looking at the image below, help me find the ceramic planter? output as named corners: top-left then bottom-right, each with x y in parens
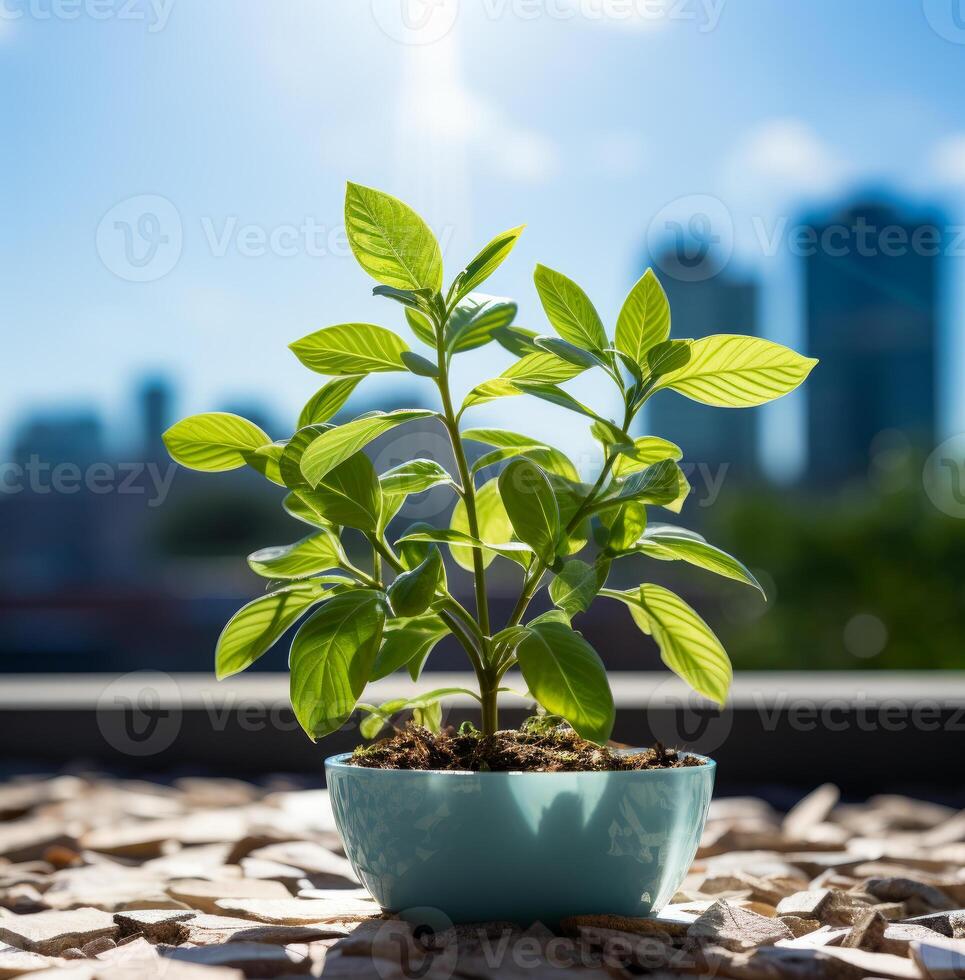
top-left (325, 752), bottom-right (715, 926)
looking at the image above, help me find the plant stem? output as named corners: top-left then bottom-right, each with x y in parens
top-left (432, 322), bottom-right (492, 649)
top-left (480, 677), bottom-right (499, 736)
top-left (427, 308), bottom-right (501, 732)
top-left (503, 402), bottom-right (631, 633)
top-left (368, 534), bottom-right (488, 683)
top-left (371, 542), bottom-right (382, 586)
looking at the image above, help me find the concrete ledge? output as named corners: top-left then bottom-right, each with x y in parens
top-left (4, 670), bottom-right (964, 707)
top-left (1, 672), bottom-right (963, 794)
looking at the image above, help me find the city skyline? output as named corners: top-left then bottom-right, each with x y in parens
top-left (4, 188), bottom-right (954, 486)
top-left (4, 3), bottom-right (965, 484)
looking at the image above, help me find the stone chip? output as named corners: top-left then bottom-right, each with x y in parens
top-left (0, 907), bottom-right (118, 956)
top-left (688, 899), bottom-right (793, 951)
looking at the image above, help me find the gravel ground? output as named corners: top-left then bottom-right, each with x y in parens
top-left (1, 775), bottom-right (964, 977)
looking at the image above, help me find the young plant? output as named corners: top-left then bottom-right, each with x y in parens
top-left (164, 182), bottom-right (817, 745)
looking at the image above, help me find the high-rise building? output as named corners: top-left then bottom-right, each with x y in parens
top-left (11, 412), bottom-right (104, 469)
top-left (645, 249), bottom-right (760, 478)
top-left (804, 199), bottom-right (940, 483)
top-left (138, 376), bottom-right (173, 460)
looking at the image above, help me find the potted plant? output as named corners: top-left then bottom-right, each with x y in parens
top-left (164, 182), bottom-right (816, 925)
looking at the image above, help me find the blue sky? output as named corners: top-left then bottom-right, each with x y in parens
top-left (3, 0), bottom-right (965, 478)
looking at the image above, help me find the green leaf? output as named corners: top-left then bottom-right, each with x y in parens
top-left (533, 264), bottom-right (608, 354)
top-left (460, 351), bottom-right (585, 412)
top-left (514, 383), bottom-right (627, 443)
top-left (549, 558), bottom-right (607, 616)
top-left (280, 424), bottom-right (331, 490)
top-left (412, 700), bottom-right (443, 733)
top-left (491, 625), bottom-right (530, 664)
top-left (590, 420), bottom-right (634, 454)
top-left (405, 308), bottom-right (437, 347)
top-left (397, 521), bottom-right (436, 570)
top-left (632, 584), bottom-right (732, 706)
top-left (545, 471), bottom-right (593, 554)
top-left (297, 377), bottom-right (364, 429)
top-left (248, 530), bottom-right (345, 580)
top-left (449, 225), bottom-right (524, 303)
top-left (446, 295), bottom-right (517, 354)
top-left (601, 500), bottom-right (647, 552)
top-left (615, 268), bottom-right (670, 366)
top-left (377, 490), bottom-right (408, 536)
top-left (534, 336), bottom-right (609, 371)
top-left (397, 526), bottom-right (532, 567)
top-left (643, 340), bottom-right (693, 383)
top-left (344, 182), bottom-right (443, 292)
top-left (460, 378), bottom-right (521, 411)
top-left (379, 459), bottom-right (453, 495)
top-left (498, 459), bottom-right (560, 565)
top-left (387, 546), bottom-right (444, 617)
top-left (371, 614), bottom-right (449, 681)
top-left (608, 347), bottom-right (644, 385)
top-left (592, 459), bottom-right (682, 513)
top-left (216, 581), bottom-right (327, 680)
top-left (612, 436), bottom-right (682, 478)
top-left (164, 413), bottom-right (270, 472)
top-left (637, 527), bottom-right (764, 595)
top-left (654, 335), bottom-right (818, 407)
top-left (283, 491), bottom-right (335, 530)
top-left (462, 429), bottom-right (580, 482)
top-left (300, 410), bottom-right (435, 486)
top-left (359, 685), bottom-right (469, 739)
top-left (289, 589), bottom-right (387, 739)
top-left (664, 464), bottom-right (691, 515)
top-left (306, 452), bottom-right (382, 532)
top-left (470, 444), bottom-right (548, 476)
top-left (243, 441), bottom-right (287, 486)
top-left (449, 476), bottom-right (516, 570)
top-left (493, 324), bottom-right (540, 357)
top-left (359, 710), bottom-right (390, 740)
top-left (400, 351), bottom-right (440, 378)
top-left (372, 284), bottom-right (435, 311)
top-left (516, 621), bottom-right (614, 744)
top-left (290, 323), bottom-right (410, 376)
top-left (527, 609), bottom-right (572, 628)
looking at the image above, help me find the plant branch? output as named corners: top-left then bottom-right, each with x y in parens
top-left (504, 402), bottom-right (632, 630)
top-left (432, 317), bottom-right (493, 645)
top-left (367, 534), bottom-right (487, 679)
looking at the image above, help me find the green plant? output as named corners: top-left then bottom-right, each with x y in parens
top-left (164, 182), bottom-right (817, 744)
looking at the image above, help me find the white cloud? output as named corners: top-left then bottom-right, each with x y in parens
top-left (400, 36), bottom-right (558, 183)
top-left (725, 119), bottom-right (846, 199)
top-left (929, 134), bottom-right (965, 187)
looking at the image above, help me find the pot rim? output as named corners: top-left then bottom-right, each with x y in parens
top-left (324, 749), bottom-right (716, 776)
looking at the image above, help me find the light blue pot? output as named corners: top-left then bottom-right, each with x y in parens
top-left (325, 752), bottom-right (715, 926)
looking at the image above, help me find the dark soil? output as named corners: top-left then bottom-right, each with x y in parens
top-left (349, 725), bottom-right (705, 772)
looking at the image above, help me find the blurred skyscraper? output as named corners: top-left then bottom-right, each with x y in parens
top-left (804, 199), bottom-right (940, 483)
top-left (12, 413), bottom-right (104, 468)
top-left (645, 249), bottom-right (760, 478)
top-left (137, 376), bottom-right (173, 460)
